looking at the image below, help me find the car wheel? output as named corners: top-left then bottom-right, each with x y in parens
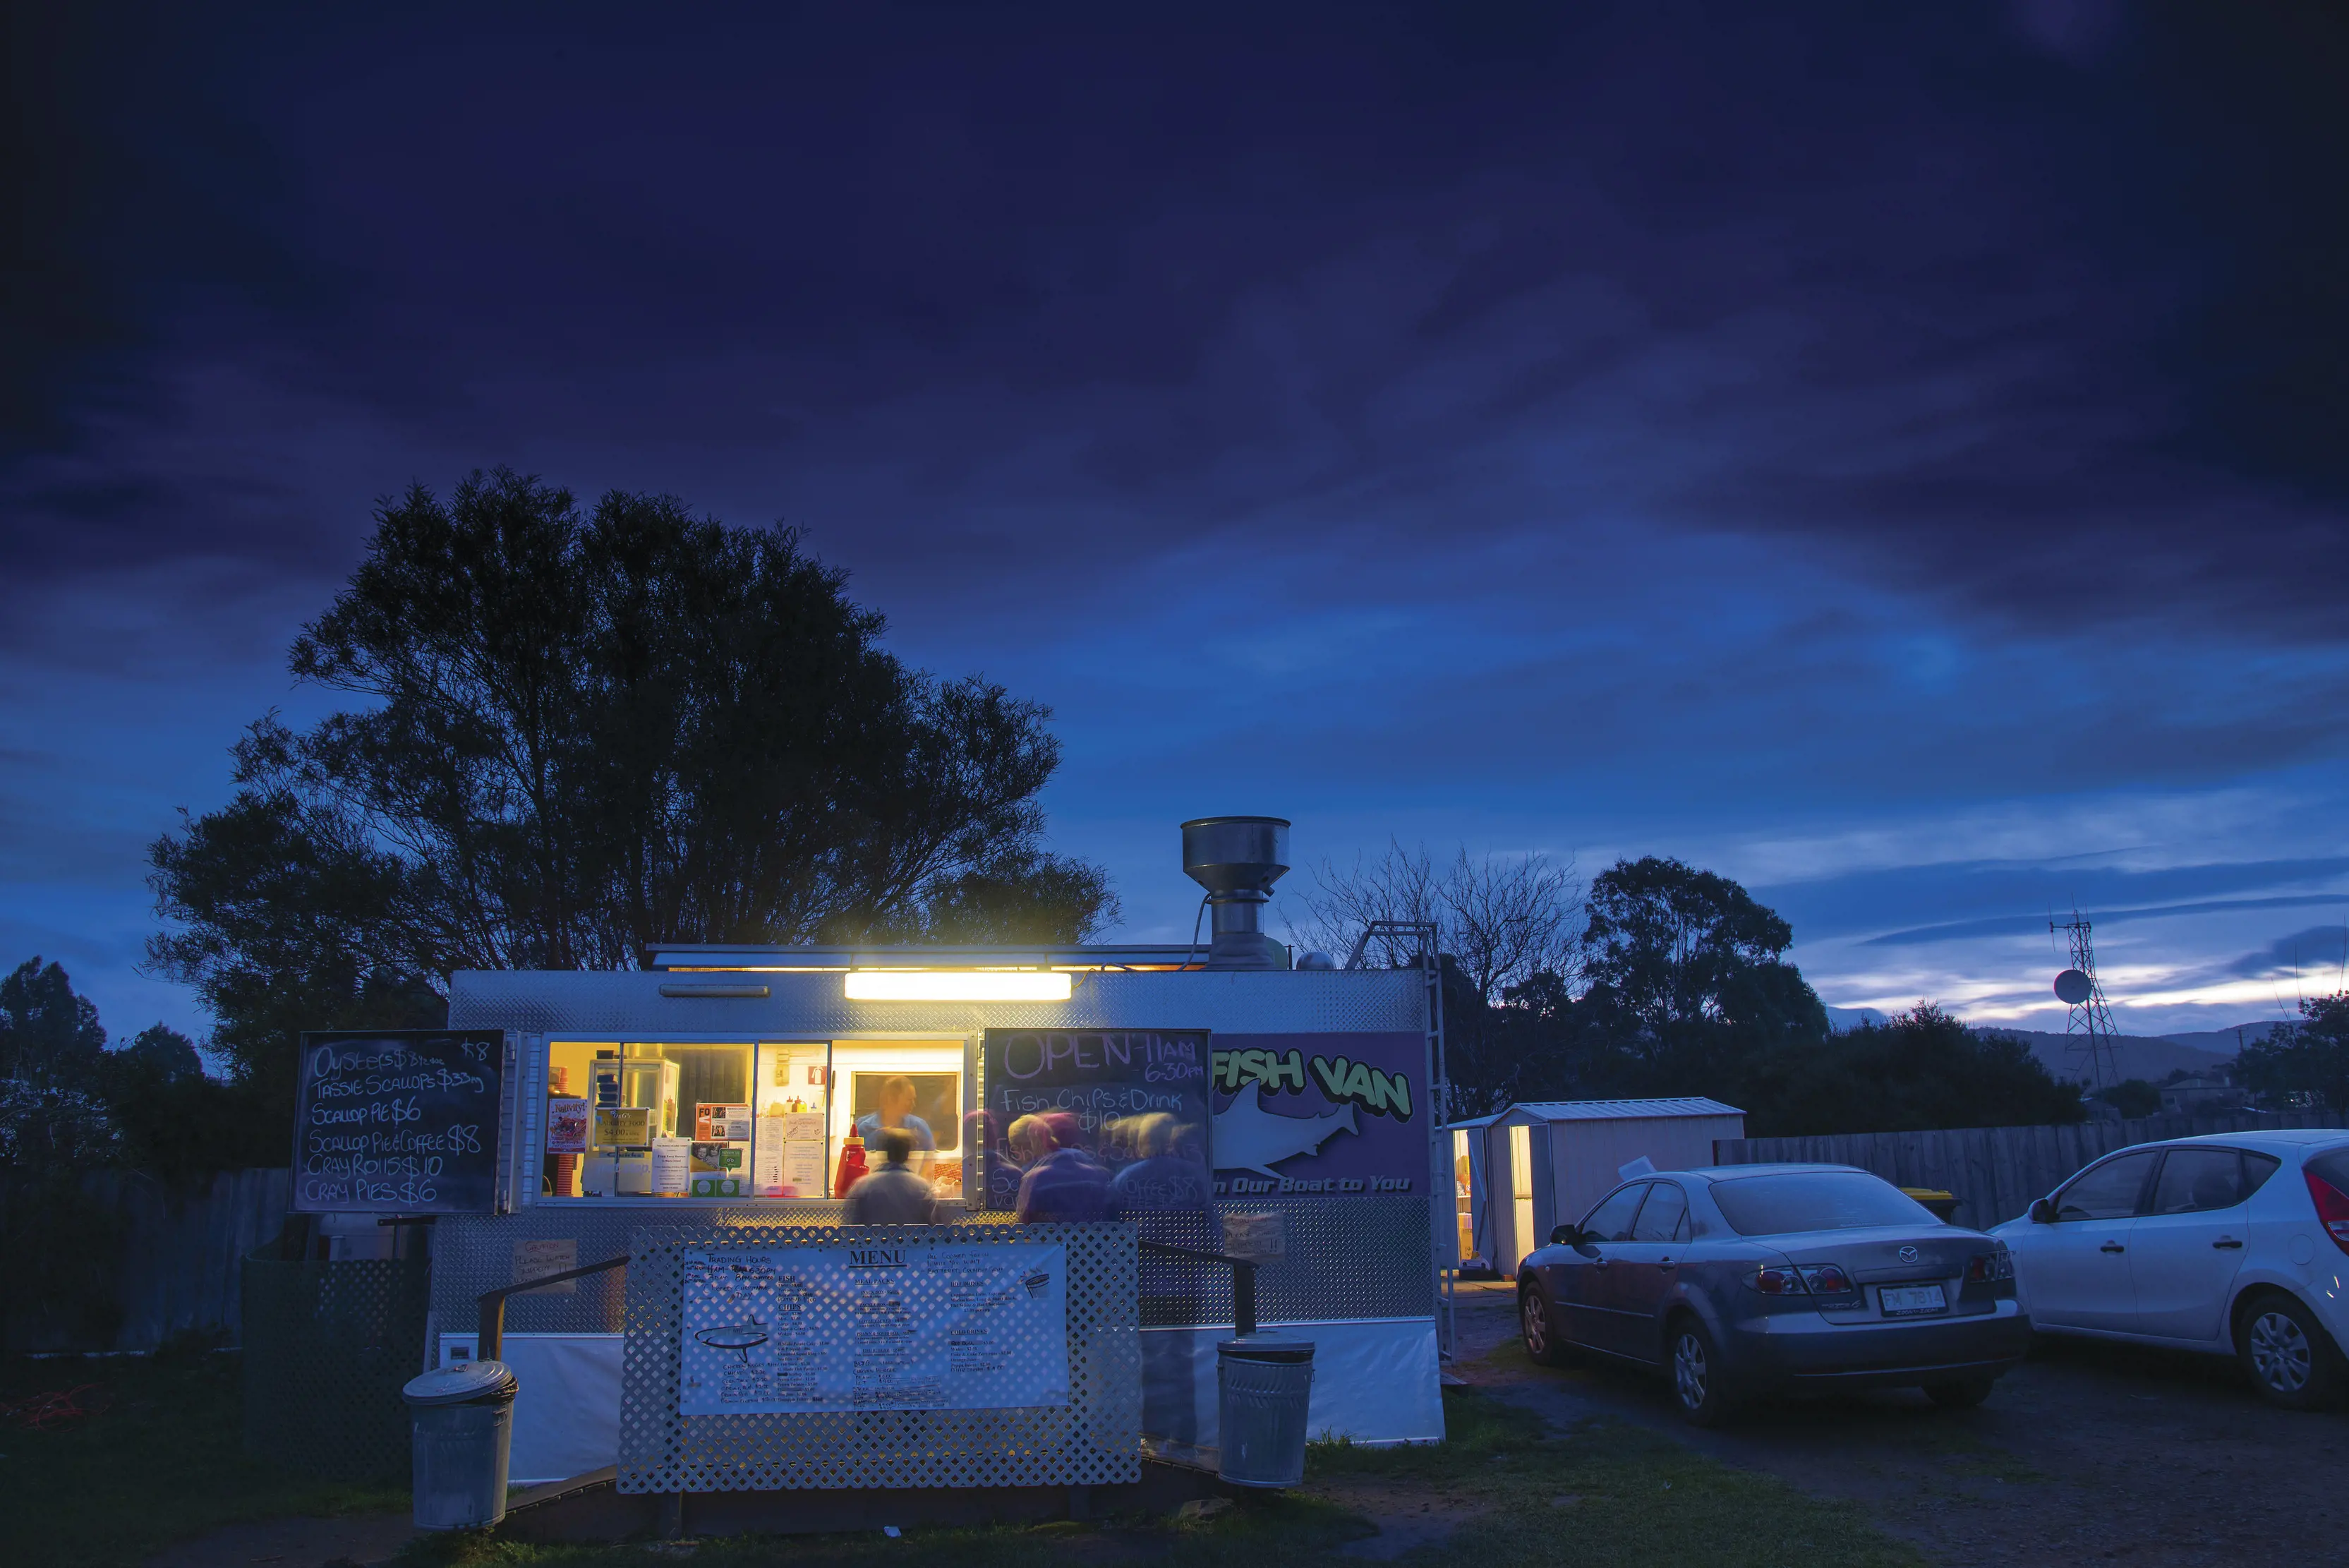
top-left (1924, 1377), bottom-right (1994, 1409)
top-left (1668, 1317), bottom-right (1737, 1427)
top-left (1519, 1284), bottom-right (1568, 1368)
top-left (2238, 1292), bottom-right (2345, 1411)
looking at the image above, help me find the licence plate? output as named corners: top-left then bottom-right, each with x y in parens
top-left (1880, 1284), bottom-right (1948, 1317)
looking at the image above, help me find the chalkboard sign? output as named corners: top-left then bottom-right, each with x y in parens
top-left (292, 1030), bottom-right (507, 1213)
top-left (978, 1030), bottom-right (1211, 1213)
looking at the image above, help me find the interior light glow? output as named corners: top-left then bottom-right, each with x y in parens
top-left (843, 970), bottom-right (1073, 1002)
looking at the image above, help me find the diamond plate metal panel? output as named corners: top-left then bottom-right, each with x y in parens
top-left (1135, 1197), bottom-right (1432, 1325)
top-left (617, 1221), bottom-right (1138, 1493)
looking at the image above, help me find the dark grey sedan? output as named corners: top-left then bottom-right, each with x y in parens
top-left (1516, 1164), bottom-right (2031, 1424)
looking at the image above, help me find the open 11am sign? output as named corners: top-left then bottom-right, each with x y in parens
top-left (291, 1030), bottom-right (507, 1213)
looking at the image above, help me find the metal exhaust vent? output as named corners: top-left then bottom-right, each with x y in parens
top-left (1180, 816), bottom-right (1291, 971)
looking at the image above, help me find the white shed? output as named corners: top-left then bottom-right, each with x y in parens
top-left (1481, 1098), bottom-right (1745, 1274)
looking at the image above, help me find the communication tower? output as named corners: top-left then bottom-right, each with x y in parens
top-left (2051, 911), bottom-right (2121, 1093)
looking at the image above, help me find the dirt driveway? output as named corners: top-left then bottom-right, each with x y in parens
top-left (1449, 1281), bottom-right (2349, 1567)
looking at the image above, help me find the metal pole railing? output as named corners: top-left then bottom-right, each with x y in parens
top-left (478, 1255), bottom-right (629, 1361)
top-left (1135, 1239), bottom-right (1258, 1336)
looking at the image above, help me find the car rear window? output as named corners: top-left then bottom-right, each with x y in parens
top-left (2307, 1148), bottom-right (2349, 1193)
top-left (2151, 1148), bottom-right (2252, 1214)
top-left (1708, 1171), bottom-right (1937, 1236)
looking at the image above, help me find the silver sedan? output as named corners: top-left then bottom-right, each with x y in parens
top-left (1516, 1163), bottom-right (2031, 1424)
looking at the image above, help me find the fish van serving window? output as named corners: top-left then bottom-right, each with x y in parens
top-left (540, 1037), bottom-right (967, 1201)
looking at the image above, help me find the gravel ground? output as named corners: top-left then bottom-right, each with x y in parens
top-left (1447, 1279), bottom-right (2349, 1567)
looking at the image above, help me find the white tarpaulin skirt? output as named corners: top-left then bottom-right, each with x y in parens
top-left (467, 1315), bottom-right (1442, 1484)
top-left (1141, 1317), bottom-right (1444, 1452)
top-left (442, 1334), bottom-right (624, 1485)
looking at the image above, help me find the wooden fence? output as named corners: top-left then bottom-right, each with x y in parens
top-left (1, 1167), bottom-right (291, 1352)
top-left (1712, 1111), bottom-right (2349, 1231)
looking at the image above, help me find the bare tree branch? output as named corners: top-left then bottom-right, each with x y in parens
top-left (1285, 840), bottom-right (1582, 1003)
top-left (1439, 847), bottom-right (1583, 1006)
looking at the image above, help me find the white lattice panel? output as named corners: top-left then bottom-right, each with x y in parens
top-left (617, 1221), bottom-right (1140, 1493)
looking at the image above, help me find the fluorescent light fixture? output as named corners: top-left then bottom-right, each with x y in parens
top-left (843, 970), bottom-right (1073, 1003)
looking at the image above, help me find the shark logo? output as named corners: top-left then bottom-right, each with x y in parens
top-left (1212, 1086), bottom-right (1358, 1178)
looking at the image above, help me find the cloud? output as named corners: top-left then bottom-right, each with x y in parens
top-left (2223, 925), bottom-right (2349, 983)
top-left (4, 4), bottom-right (2348, 1041)
top-left (1856, 895), bottom-right (2349, 951)
top-left (8, 6), bottom-right (2347, 634)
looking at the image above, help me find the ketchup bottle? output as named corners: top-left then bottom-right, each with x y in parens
top-left (833, 1131), bottom-right (867, 1198)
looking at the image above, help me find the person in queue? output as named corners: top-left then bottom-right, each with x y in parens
top-left (1011, 1111), bottom-right (1113, 1223)
top-left (1109, 1112), bottom-right (1209, 1214)
top-left (844, 1128), bottom-right (938, 1224)
top-left (855, 1074), bottom-right (936, 1173)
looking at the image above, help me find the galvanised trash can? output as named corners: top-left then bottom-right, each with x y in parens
top-left (1216, 1334), bottom-right (1315, 1488)
top-left (400, 1361), bottom-right (519, 1530)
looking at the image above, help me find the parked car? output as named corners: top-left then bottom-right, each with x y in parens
top-left (1991, 1130), bottom-right (2349, 1410)
top-left (1516, 1164), bottom-right (2030, 1425)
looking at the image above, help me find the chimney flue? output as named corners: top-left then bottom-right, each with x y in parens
top-left (1180, 816), bottom-right (1291, 970)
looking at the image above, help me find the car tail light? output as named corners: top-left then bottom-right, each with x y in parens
top-left (1750, 1265), bottom-right (1808, 1295)
top-left (1964, 1248), bottom-right (2015, 1284)
top-left (2307, 1170), bottom-right (2349, 1256)
top-left (1797, 1263), bottom-right (1855, 1295)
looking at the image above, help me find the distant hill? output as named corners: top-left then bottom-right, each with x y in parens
top-left (1977, 1028), bottom-right (2233, 1086)
top-left (1825, 1006), bottom-right (2288, 1085)
top-left (2154, 1023), bottom-right (2285, 1056)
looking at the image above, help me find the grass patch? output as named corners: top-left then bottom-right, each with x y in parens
top-left (2, 1346), bottom-right (1927, 1568)
top-left (399, 1389), bottom-right (1926, 1568)
top-left (0, 1347), bottom-right (406, 1568)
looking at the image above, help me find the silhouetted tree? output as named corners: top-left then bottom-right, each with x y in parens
top-left (150, 469), bottom-right (1115, 1130)
top-left (0, 957), bottom-right (107, 1089)
top-left (98, 1025), bottom-right (271, 1186)
top-left (2239, 994), bottom-right (2349, 1112)
top-left (1577, 856), bottom-right (1825, 1053)
top-left (0, 960), bottom-right (269, 1183)
top-left (1737, 1005), bottom-right (2085, 1135)
top-left (2094, 1078), bottom-right (2163, 1120)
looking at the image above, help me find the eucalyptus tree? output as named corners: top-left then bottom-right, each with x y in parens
top-left (151, 469), bottom-right (1113, 1116)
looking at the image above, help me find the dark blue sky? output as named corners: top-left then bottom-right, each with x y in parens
top-left (6, 2), bottom-right (2347, 1039)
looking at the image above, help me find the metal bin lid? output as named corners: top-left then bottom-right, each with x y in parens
top-left (1216, 1334), bottom-right (1316, 1364)
top-left (401, 1360), bottom-right (518, 1406)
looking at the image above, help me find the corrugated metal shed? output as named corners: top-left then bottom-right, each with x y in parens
top-left (1478, 1097), bottom-right (1746, 1272)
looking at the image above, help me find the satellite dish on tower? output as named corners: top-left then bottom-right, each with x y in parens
top-left (2053, 968), bottom-right (2092, 1006)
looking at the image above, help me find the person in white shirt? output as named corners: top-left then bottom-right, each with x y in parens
top-left (854, 1075), bottom-right (936, 1173)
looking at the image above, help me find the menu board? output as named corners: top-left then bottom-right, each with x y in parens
top-left (677, 1240), bottom-right (1068, 1414)
top-left (978, 1030), bottom-right (1211, 1211)
top-left (293, 1030), bottom-right (505, 1213)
